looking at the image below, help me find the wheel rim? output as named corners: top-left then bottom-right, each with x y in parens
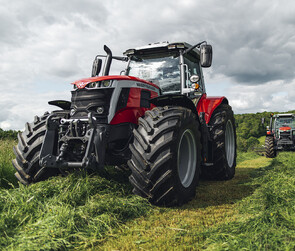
top-left (225, 120), bottom-right (235, 168)
top-left (177, 129), bottom-right (197, 188)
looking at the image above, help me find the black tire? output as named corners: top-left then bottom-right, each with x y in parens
top-left (128, 106), bottom-right (201, 206)
top-left (12, 111), bottom-right (68, 185)
top-left (265, 136), bottom-right (276, 158)
top-left (201, 104), bottom-right (237, 180)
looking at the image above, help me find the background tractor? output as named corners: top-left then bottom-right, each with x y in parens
top-left (13, 41), bottom-right (237, 206)
top-left (264, 113), bottom-right (295, 158)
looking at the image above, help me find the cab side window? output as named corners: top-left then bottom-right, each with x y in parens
top-left (184, 55), bottom-right (204, 92)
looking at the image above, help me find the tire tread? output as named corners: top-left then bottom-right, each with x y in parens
top-left (128, 106), bottom-right (201, 206)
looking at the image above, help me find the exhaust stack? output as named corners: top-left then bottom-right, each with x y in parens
top-left (102, 45), bottom-right (112, 76)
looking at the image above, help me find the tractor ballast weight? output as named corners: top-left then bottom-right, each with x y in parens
top-left (13, 41), bottom-right (237, 206)
top-left (265, 113), bottom-right (295, 158)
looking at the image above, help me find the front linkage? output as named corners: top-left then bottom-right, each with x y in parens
top-left (39, 112), bottom-right (109, 171)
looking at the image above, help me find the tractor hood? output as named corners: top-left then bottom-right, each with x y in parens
top-left (72, 75), bottom-right (159, 89)
top-left (279, 126), bottom-right (291, 131)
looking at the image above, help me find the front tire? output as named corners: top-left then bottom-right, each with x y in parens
top-left (128, 106), bottom-right (201, 206)
top-left (202, 104), bottom-right (237, 180)
top-left (12, 111), bottom-right (67, 185)
top-left (265, 136), bottom-right (276, 158)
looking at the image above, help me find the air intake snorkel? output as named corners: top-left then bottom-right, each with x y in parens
top-left (102, 45), bottom-right (112, 76)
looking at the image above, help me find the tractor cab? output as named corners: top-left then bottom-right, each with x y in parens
top-left (273, 114), bottom-right (295, 130)
top-left (123, 42), bottom-right (212, 96)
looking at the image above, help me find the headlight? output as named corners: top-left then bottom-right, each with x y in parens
top-left (88, 81), bottom-right (100, 88)
top-left (96, 106), bottom-right (104, 114)
top-left (190, 75), bottom-right (200, 83)
top-left (87, 81), bottom-right (112, 88)
top-left (101, 80), bottom-right (111, 87)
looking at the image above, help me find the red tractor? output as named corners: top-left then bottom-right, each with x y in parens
top-left (13, 41), bottom-right (236, 206)
top-left (265, 113), bottom-right (295, 158)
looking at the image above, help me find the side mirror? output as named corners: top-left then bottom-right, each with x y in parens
top-left (200, 44), bottom-right (212, 68)
top-left (91, 57), bottom-right (102, 77)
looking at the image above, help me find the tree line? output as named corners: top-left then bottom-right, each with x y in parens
top-left (1, 109), bottom-right (294, 151)
top-left (0, 128), bottom-right (18, 140)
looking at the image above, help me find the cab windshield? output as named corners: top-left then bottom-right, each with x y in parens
top-left (128, 55), bottom-right (180, 94)
top-left (274, 117), bottom-right (295, 129)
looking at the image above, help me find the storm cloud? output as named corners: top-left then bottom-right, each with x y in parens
top-left (0, 0), bottom-right (294, 129)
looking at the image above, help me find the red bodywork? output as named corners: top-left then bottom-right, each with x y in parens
top-left (110, 88), bottom-right (158, 125)
top-left (72, 76), bottom-right (159, 125)
top-left (279, 126), bottom-right (291, 131)
top-left (72, 76), bottom-right (226, 126)
top-left (72, 75), bottom-right (160, 90)
top-left (197, 94), bottom-right (227, 124)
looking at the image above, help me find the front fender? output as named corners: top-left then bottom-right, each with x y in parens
top-left (48, 100), bottom-right (71, 110)
top-left (197, 94), bottom-right (228, 124)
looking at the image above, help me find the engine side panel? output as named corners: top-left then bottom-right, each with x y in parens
top-left (109, 80), bottom-right (159, 124)
top-left (197, 94), bottom-right (228, 124)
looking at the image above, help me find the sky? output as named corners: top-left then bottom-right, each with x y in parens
top-left (0, 0), bottom-right (295, 130)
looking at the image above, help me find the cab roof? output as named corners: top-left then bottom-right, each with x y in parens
top-left (123, 41), bottom-right (200, 59)
top-left (274, 114), bottom-right (295, 118)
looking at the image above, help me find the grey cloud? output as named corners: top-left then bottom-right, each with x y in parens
top-left (0, 0), bottom-right (109, 47)
top-left (0, 90), bottom-right (70, 130)
top-left (0, 7), bottom-right (26, 46)
top-left (1, 0), bottom-right (295, 130)
top-left (227, 80), bottom-right (295, 114)
top-left (201, 1), bottom-right (295, 85)
top-left (101, 0), bottom-right (295, 86)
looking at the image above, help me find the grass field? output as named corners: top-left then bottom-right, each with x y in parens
top-left (0, 139), bottom-right (18, 189)
top-left (1, 138), bottom-right (295, 250)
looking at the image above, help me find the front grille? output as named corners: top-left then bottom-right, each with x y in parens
top-left (280, 131), bottom-right (291, 139)
top-left (70, 88), bottom-right (114, 119)
top-left (278, 131), bottom-right (293, 145)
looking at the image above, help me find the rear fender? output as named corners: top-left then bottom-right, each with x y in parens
top-left (197, 94), bottom-right (228, 124)
top-left (150, 94), bottom-right (199, 117)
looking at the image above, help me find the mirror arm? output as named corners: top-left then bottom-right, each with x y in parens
top-left (183, 41), bottom-right (207, 55)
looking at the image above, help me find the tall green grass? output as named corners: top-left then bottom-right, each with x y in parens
top-left (236, 150), bottom-right (260, 164)
top-left (0, 139), bottom-right (18, 189)
top-left (99, 153), bottom-right (271, 250)
top-left (1, 138), bottom-right (295, 250)
top-left (0, 139), bottom-right (151, 250)
top-left (200, 152), bottom-right (295, 250)
top-left (0, 171), bottom-right (151, 250)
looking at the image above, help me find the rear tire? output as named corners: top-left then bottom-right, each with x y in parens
top-left (201, 104), bottom-right (237, 180)
top-left (128, 106), bottom-right (201, 206)
top-left (265, 136), bottom-right (276, 158)
top-left (12, 111), bottom-right (67, 185)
